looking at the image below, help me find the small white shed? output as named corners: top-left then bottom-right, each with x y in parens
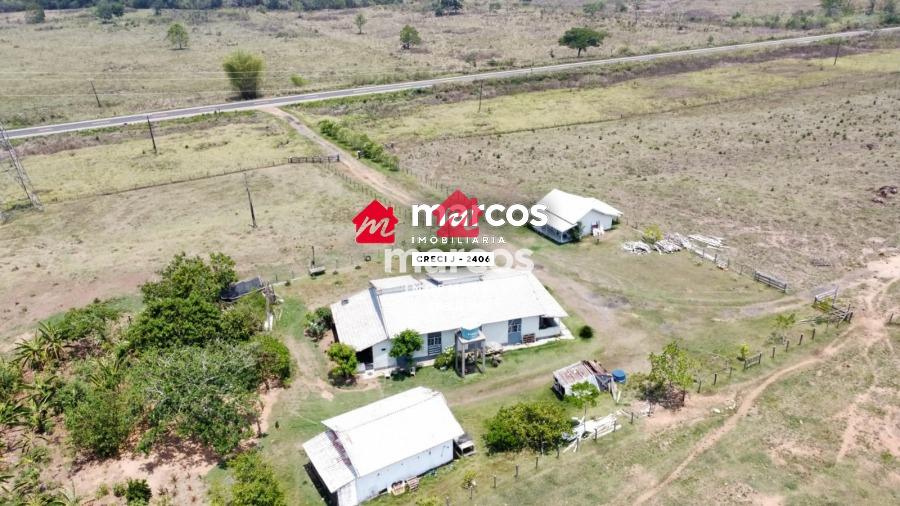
top-left (535, 189), bottom-right (622, 243)
top-left (303, 387), bottom-right (466, 506)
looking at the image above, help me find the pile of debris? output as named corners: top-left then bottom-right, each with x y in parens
top-left (562, 414), bottom-right (620, 451)
top-left (872, 185), bottom-right (898, 204)
top-left (622, 241), bottom-right (652, 254)
top-left (688, 234), bottom-right (725, 249)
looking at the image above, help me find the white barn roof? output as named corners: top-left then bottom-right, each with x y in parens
top-left (331, 269), bottom-right (568, 351)
top-left (538, 189), bottom-right (622, 233)
top-left (303, 387), bottom-right (464, 491)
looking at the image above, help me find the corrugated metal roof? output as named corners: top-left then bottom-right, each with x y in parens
top-left (302, 430), bottom-right (356, 493)
top-left (538, 189), bottom-right (622, 233)
top-left (331, 269), bottom-right (568, 351)
top-left (309, 387), bottom-right (464, 479)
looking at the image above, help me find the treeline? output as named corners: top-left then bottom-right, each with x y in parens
top-left (0, 252), bottom-right (290, 504)
top-left (0, 0), bottom-right (401, 13)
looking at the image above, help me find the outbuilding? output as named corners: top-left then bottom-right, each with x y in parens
top-left (552, 360), bottom-right (613, 397)
top-left (535, 189), bottom-right (622, 243)
top-left (303, 387), bottom-right (467, 506)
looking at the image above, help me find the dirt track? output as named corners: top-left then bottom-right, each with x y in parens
top-left (633, 254), bottom-right (900, 504)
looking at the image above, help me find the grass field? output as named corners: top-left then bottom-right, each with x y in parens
top-left (295, 45), bottom-right (900, 289)
top-left (0, 0), bottom-right (845, 127)
top-left (0, 112), bottom-right (383, 338)
top-left (2, 111), bottom-right (319, 204)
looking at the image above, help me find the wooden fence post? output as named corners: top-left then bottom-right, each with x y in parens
top-left (772, 346), bottom-right (776, 359)
top-left (696, 378), bottom-right (702, 393)
top-left (785, 340), bottom-right (790, 352)
top-left (493, 475), bottom-right (497, 488)
top-left (515, 464), bottom-right (519, 478)
top-left (812, 328), bottom-right (816, 340)
top-left (535, 456), bottom-right (539, 469)
top-left (799, 334), bottom-right (804, 346)
top-left (713, 373), bottom-right (718, 386)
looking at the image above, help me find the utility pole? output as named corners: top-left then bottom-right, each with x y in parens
top-left (146, 116), bottom-right (157, 155)
top-left (89, 80), bottom-right (101, 108)
top-left (243, 174), bottom-right (256, 228)
top-left (477, 81), bottom-right (484, 113)
top-left (0, 121), bottom-right (42, 212)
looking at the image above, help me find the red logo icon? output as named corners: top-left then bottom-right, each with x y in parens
top-left (434, 189), bottom-right (480, 238)
top-left (353, 199), bottom-right (398, 244)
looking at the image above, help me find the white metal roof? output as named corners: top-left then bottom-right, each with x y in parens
top-left (302, 430), bottom-right (356, 493)
top-left (306, 387), bottom-right (464, 483)
top-left (538, 189), bottom-right (622, 233)
top-left (331, 269), bottom-right (568, 351)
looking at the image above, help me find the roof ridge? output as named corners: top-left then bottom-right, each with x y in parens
top-left (331, 388), bottom-right (439, 432)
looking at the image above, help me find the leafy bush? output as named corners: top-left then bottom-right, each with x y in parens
top-left (229, 451), bottom-right (287, 506)
top-left (327, 343), bottom-right (358, 382)
top-left (433, 347), bottom-right (454, 369)
top-left (64, 384), bottom-right (137, 458)
top-left (483, 401), bottom-right (570, 453)
top-left (249, 334), bottom-right (292, 386)
top-left (125, 479), bottom-right (151, 505)
top-left (223, 51), bottom-right (265, 100)
top-left (290, 74), bottom-right (306, 87)
top-left (642, 224), bottom-right (663, 244)
top-left (94, 0), bottom-right (123, 21)
top-left (318, 119), bottom-right (400, 170)
top-left (141, 252), bottom-right (237, 304)
top-left (578, 325), bottom-right (594, 339)
top-left (389, 329), bottom-right (423, 367)
top-left (113, 482), bottom-right (126, 498)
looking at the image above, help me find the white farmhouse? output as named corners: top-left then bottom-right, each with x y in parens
top-left (303, 387), bottom-right (466, 506)
top-left (535, 188), bottom-right (622, 243)
top-left (331, 269), bottom-right (568, 372)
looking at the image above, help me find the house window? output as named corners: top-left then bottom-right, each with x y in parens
top-left (508, 318), bottom-right (521, 334)
top-left (427, 332), bottom-right (442, 355)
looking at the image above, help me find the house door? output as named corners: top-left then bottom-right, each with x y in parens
top-left (427, 332), bottom-right (442, 356)
top-left (507, 318), bottom-right (522, 345)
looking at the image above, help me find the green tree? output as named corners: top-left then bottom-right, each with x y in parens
top-left (645, 341), bottom-right (697, 393)
top-left (58, 299), bottom-right (121, 347)
top-left (25, 2), bottom-right (45, 24)
top-left (434, 0), bottom-right (463, 16)
top-left (95, 0), bottom-right (124, 21)
top-left (389, 329), bottom-right (423, 368)
top-left (772, 312), bottom-right (796, 341)
top-left (128, 294), bottom-right (222, 349)
top-left (567, 381), bottom-right (600, 419)
top-left (821, 0), bottom-right (851, 17)
top-left (400, 24), bottom-right (422, 49)
top-left (223, 51), bottom-right (265, 100)
top-left (354, 12), bottom-right (367, 34)
top-left (132, 343), bottom-right (259, 456)
top-left (483, 401), bottom-right (570, 453)
top-left (229, 451), bottom-right (287, 506)
top-left (326, 342), bottom-right (358, 382)
top-left (141, 252), bottom-right (237, 304)
top-left (558, 27), bottom-right (608, 57)
top-left (738, 343), bottom-right (750, 362)
top-left (166, 22), bottom-right (189, 50)
top-left (583, 1), bottom-right (606, 18)
top-left (578, 325), bottom-right (594, 339)
top-left (882, 0), bottom-right (898, 23)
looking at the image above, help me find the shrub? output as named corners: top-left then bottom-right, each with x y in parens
top-left (483, 401), bottom-right (570, 453)
top-left (223, 51), bottom-right (265, 100)
top-left (250, 334), bottom-right (292, 386)
top-left (642, 224), bottom-right (663, 244)
top-left (317, 119), bottom-right (400, 170)
top-left (125, 479), bottom-right (152, 505)
top-left (290, 74), bottom-right (306, 87)
top-left (229, 451), bottom-right (287, 506)
top-left (113, 483), bottom-right (126, 498)
top-left (738, 343), bottom-right (749, 362)
top-left (461, 469), bottom-right (476, 489)
top-left (389, 329), bottom-right (423, 367)
top-left (327, 343), bottom-right (358, 382)
top-left (578, 325), bottom-right (594, 339)
top-left (433, 347), bottom-right (454, 369)
top-left (64, 385), bottom-right (137, 458)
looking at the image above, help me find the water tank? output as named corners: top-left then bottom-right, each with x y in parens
top-left (612, 369), bottom-right (627, 383)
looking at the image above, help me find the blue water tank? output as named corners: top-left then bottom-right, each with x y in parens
top-left (460, 326), bottom-right (480, 340)
top-left (612, 369), bottom-right (627, 383)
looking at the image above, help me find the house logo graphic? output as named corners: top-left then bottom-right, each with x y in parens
top-left (353, 199), bottom-right (399, 244)
top-left (434, 189), bottom-right (481, 238)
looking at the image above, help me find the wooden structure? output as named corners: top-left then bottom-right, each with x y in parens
top-left (753, 271), bottom-right (788, 292)
top-left (455, 326), bottom-right (486, 378)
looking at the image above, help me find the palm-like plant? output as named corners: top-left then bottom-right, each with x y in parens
top-left (13, 338), bottom-right (44, 372)
top-left (36, 323), bottom-right (66, 367)
top-left (88, 355), bottom-right (124, 390)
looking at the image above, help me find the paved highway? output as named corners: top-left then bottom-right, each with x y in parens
top-left (7, 27), bottom-right (898, 140)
